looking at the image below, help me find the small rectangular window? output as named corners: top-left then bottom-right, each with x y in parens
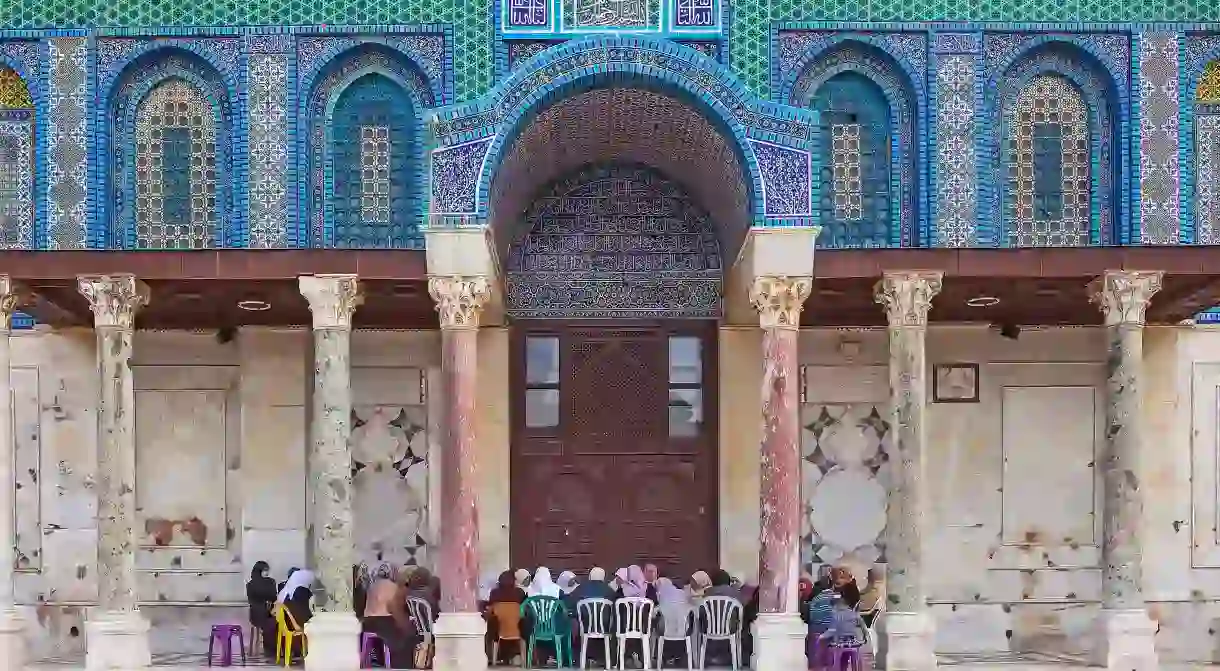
top-left (1031, 123), bottom-right (1064, 222)
top-left (161, 127), bottom-right (192, 225)
top-left (524, 336), bottom-right (560, 428)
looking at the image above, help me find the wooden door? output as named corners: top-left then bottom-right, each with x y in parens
top-left (511, 323), bottom-right (717, 577)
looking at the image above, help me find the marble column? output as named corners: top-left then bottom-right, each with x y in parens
top-left (874, 271), bottom-right (942, 671)
top-left (77, 274), bottom-right (151, 671)
top-left (749, 275), bottom-right (812, 671)
top-left (1089, 270), bottom-right (1162, 671)
top-left (299, 274), bottom-right (363, 671)
top-left (0, 277), bottom-right (24, 668)
top-left (428, 275), bottom-right (491, 671)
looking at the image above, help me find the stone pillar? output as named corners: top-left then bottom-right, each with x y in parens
top-left (428, 275), bottom-right (491, 671)
top-left (0, 277), bottom-right (24, 668)
top-left (299, 274), bottom-right (363, 671)
top-left (77, 274), bottom-right (151, 671)
top-left (748, 275), bottom-right (812, 671)
top-left (874, 271), bottom-right (942, 671)
top-left (1089, 270), bottom-right (1162, 671)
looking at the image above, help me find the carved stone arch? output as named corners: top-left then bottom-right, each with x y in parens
top-left (505, 164), bottom-right (723, 319)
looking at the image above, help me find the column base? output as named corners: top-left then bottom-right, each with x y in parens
top-left (304, 611), bottom-right (362, 671)
top-left (876, 611), bottom-right (937, 671)
top-left (752, 612), bottom-right (807, 671)
top-left (0, 606), bottom-right (25, 670)
top-left (85, 610), bottom-right (151, 671)
top-left (433, 611), bottom-right (488, 671)
top-left (1092, 608), bottom-right (1158, 671)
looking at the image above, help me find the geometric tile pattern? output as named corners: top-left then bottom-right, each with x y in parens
top-left (750, 140), bottom-right (812, 216)
top-left (800, 403), bottom-right (891, 576)
top-left (1197, 114), bottom-right (1220, 244)
top-left (1138, 33), bottom-right (1182, 244)
top-left (934, 53), bottom-right (978, 247)
top-left (351, 405), bottom-right (430, 569)
top-left (0, 116), bottom-right (33, 249)
top-left (247, 52), bottom-right (289, 248)
top-left (46, 38), bottom-right (88, 249)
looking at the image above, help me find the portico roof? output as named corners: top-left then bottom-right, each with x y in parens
top-left (3, 245), bottom-right (1219, 329)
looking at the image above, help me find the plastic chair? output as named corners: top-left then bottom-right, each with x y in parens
top-left (273, 605), bottom-right (307, 668)
top-left (522, 595), bottom-right (573, 668)
top-left (696, 597), bottom-right (742, 670)
top-left (360, 632), bottom-right (391, 669)
top-left (491, 601), bottom-right (525, 666)
top-left (576, 598), bottom-right (614, 670)
top-left (827, 643), bottom-right (864, 671)
top-left (654, 606), bottom-right (694, 671)
top-left (614, 597), bottom-right (655, 670)
top-left (207, 624), bottom-right (246, 667)
top-left (247, 624), bottom-right (263, 658)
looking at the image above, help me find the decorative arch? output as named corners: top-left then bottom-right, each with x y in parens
top-left (104, 49), bottom-right (234, 249)
top-left (788, 40), bottom-right (920, 248)
top-left (299, 44), bottom-right (435, 249)
top-left (0, 66), bottom-right (34, 249)
top-left (985, 41), bottom-right (1121, 247)
top-left (505, 164), bottom-right (723, 319)
top-left (1192, 59), bottom-right (1220, 244)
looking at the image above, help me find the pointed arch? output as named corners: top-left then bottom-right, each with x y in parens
top-left (789, 41), bottom-right (919, 248)
top-left (1194, 59), bottom-right (1220, 244)
top-left (987, 41), bottom-right (1120, 247)
top-left (301, 44), bottom-right (434, 249)
top-left (0, 66), bottom-right (34, 249)
top-left (106, 49), bottom-right (234, 249)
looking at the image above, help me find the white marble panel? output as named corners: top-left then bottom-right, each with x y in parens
top-left (1190, 361), bottom-right (1220, 568)
top-left (12, 366), bottom-right (41, 571)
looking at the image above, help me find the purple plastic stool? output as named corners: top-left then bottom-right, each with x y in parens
top-left (208, 624), bottom-right (247, 667)
top-left (828, 644), bottom-right (864, 671)
top-left (361, 632), bottom-right (392, 668)
top-left (806, 635), bottom-right (831, 670)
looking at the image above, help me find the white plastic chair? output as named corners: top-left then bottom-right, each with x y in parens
top-left (653, 605), bottom-right (694, 671)
top-left (615, 597), bottom-right (656, 670)
top-left (696, 597), bottom-right (742, 670)
top-left (407, 596), bottom-right (435, 645)
top-left (866, 609), bottom-right (882, 657)
top-left (577, 598), bottom-right (615, 670)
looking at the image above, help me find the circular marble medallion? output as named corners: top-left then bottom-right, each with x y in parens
top-left (808, 468), bottom-right (887, 554)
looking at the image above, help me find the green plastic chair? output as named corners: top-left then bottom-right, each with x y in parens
top-left (521, 595), bottom-right (574, 668)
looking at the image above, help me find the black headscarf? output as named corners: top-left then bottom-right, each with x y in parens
top-left (710, 569), bottom-right (732, 587)
top-left (250, 561), bottom-right (269, 581)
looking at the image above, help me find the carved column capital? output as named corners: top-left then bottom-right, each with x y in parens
top-left (0, 276), bottom-right (24, 332)
top-left (749, 275), bottom-right (812, 329)
top-left (77, 275), bottom-right (149, 329)
top-left (1089, 270), bottom-right (1164, 326)
top-left (428, 275), bottom-right (491, 330)
top-left (299, 274), bottom-right (363, 329)
top-left (874, 271), bottom-right (944, 327)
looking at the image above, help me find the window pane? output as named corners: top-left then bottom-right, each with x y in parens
top-left (668, 337), bottom-right (701, 384)
top-left (525, 389), bottom-right (559, 428)
top-left (668, 388), bottom-right (702, 437)
top-left (1031, 122), bottom-right (1064, 221)
top-left (526, 337), bottom-right (560, 385)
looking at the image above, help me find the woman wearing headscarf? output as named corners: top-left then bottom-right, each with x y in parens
top-left (704, 569), bottom-right (741, 600)
top-left (655, 578), bottom-right (692, 666)
top-left (488, 570), bottom-right (528, 604)
top-left (615, 566), bottom-right (650, 600)
top-left (528, 567), bottom-right (561, 598)
top-left (246, 561), bottom-right (278, 657)
top-left (688, 571), bottom-right (712, 600)
top-left (363, 576), bottom-right (419, 667)
top-left (276, 569), bottom-right (316, 633)
top-left (514, 568), bottom-right (531, 590)
top-left (565, 567), bottom-right (614, 610)
top-left (406, 568), bottom-right (439, 619)
top-left (556, 571), bottom-right (578, 596)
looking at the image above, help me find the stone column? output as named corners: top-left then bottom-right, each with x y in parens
top-left (428, 275), bottom-right (491, 671)
top-left (299, 274), bottom-right (363, 671)
top-left (0, 277), bottom-right (24, 668)
top-left (1089, 270), bottom-right (1162, 671)
top-left (77, 274), bottom-right (151, 671)
top-left (748, 275), bottom-right (812, 671)
top-left (874, 271), bottom-right (942, 671)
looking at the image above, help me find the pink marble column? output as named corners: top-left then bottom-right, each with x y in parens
top-left (429, 275), bottom-right (491, 671)
top-left (749, 275), bottom-right (812, 614)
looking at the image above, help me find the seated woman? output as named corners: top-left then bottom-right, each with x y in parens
top-left (246, 561), bottom-right (278, 658)
top-left (818, 594), bottom-right (866, 648)
top-left (363, 577), bottom-right (419, 668)
top-left (485, 571), bottom-right (528, 664)
top-left (275, 569), bottom-right (315, 662)
top-left (405, 568), bottom-right (440, 619)
top-left (703, 569), bottom-right (741, 600)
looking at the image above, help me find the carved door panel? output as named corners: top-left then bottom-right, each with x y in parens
top-left (512, 324), bottom-right (716, 576)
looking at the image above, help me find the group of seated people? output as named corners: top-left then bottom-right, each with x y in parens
top-left (245, 559), bottom-right (885, 669)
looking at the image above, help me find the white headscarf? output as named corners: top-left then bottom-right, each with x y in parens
top-left (514, 568), bottom-right (531, 589)
top-left (589, 566), bottom-right (606, 582)
top-left (556, 570), bottom-right (577, 594)
top-left (276, 569), bottom-right (314, 604)
top-left (528, 567), bottom-right (560, 598)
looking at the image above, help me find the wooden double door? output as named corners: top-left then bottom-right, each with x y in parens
top-left (510, 322), bottom-right (718, 577)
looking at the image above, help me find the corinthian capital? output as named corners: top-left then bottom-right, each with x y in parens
top-left (749, 275), bottom-right (812, 329)
top-left (428, 275), bottom-right (491, 329)
top-left (1089, 270), bottom-right (1163, 326)
top-left (299, 274), bottom-right (363, 329)
top-left (0, 276), bottom-right (24, 332)
top-left (77, 275), bottom-right (149, 329)
top-left (874, 271), bottom-right (943, 327)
